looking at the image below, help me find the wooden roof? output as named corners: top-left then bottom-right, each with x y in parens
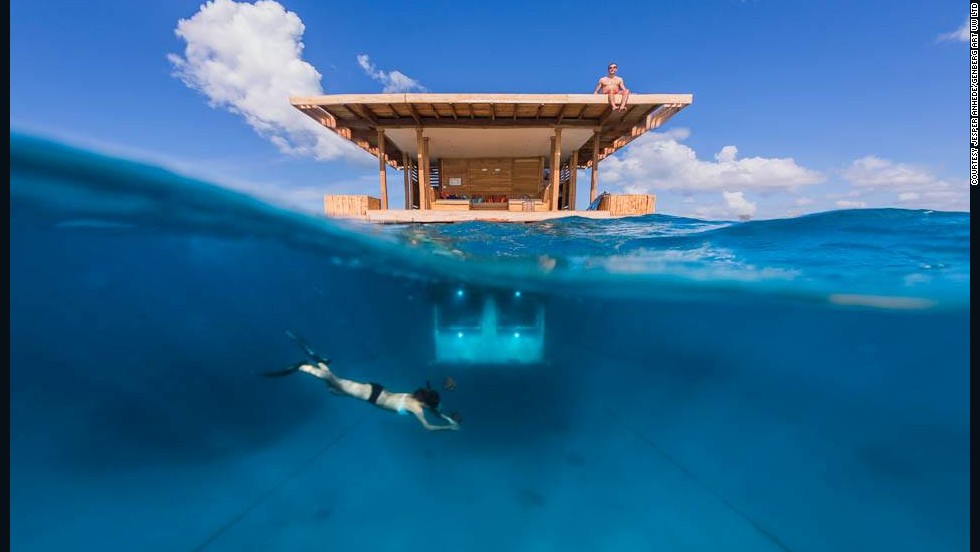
top-left (290, 93), bottom-right (692, 169)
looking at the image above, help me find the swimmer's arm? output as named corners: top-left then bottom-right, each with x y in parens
top-left (413, 409), bottom-right (459, 431)
top-left (593, 80), bottom-right (603, 94)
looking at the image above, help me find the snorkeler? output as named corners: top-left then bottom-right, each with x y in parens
top-left (261, 332), bottom-right (461, 432)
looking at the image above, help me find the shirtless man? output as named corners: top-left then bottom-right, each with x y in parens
top-left (262, 332), bottom-right (461, 432)
top-left (594, 63), bottom-right (630, 111)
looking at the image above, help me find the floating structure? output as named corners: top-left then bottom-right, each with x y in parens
top-left (290, 93), bottom-right (692, 223)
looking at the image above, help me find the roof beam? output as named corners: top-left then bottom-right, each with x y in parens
top-left (597, 105), bottom-right (617, 128)
top-left (407, 104), bottom-right (423, 126)
top-left (329, 117), bottom-right (598, 129)
top-left (344, 103), bottom-right (378, 127)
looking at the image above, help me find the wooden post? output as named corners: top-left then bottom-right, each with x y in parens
top-left (416, 128), bottom-right (427, 210)
top-left (402, 152), bottom-right (411, 209)
top-left (590, 129), bottom-right (600, 203)
top-left (377, 129), bottom-right (388, 209)
top-left (569, 150), bottom-right (578, 211)
top-left (423, 137), bottom-right (431, 209)
top-left (550, 128), bottom-right (562, 211)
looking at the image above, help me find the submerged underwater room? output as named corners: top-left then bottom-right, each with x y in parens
top-left (9, 134), bottom-right (970, 551)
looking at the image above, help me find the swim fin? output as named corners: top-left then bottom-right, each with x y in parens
top-left (256, 362), bottom-right (305, 378)
top-left (285, 330), bottom-right (331, 365)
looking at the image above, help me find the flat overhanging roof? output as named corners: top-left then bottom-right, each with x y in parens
top-left (290, 93), bottom-right (692, 169)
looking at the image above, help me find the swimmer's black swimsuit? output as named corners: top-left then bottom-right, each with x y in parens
top-left (368, 382), bottom-right (384, 405)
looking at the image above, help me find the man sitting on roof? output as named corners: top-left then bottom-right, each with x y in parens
top-left (594, 63), bottom-right (630, 111)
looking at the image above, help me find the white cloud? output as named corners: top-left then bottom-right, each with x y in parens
top-left (938, 18), bottom-right (969, 42)
top-left (841, 155), bottom-right (967, 211)
top-left (722, 191), bottom-right (757, 219)
top-left (168, 0), bottom-right (360, 162)
top-left (843, 156), bottom-right (936, 189)
top-left (836, 200), bottom-right (867, 209)
top-left (603, 129), bottom-right (825, 194)
top-left (676, 191), bottom-right (757, 221)
top-left (356, 54), bottom-right (426, 93)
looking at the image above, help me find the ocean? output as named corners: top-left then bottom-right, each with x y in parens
top-left (9, 132), bottom-right (970, 551)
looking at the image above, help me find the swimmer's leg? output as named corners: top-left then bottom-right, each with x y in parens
top-left (286, 330), bottom-right (331, 366)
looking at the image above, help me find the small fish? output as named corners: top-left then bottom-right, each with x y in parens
top-left (443, 376), bottom-right (456, 391)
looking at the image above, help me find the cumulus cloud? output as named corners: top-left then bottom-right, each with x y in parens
top-left (836, 200), bottom-right (867, 209)
top-left (356, 54), bottom-right (426, 93)
top-left (841, 155), bottom-right (966, 211)
top-left (843, 156), bottom-right (938, 189)
top-left (937, 18), bottom-right (969, 42)
top-left (722, 191), bottom-right (757, 219)
top-left (603, 129), bottom-right (825, 194)
top-left (168, 0), bottom-right (359, 161)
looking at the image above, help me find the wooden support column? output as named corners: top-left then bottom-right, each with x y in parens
top-left (402, 152), bottom-right (411, 209)
top-left (590, 129), bottom-right (600, 203)
top-left (550, 128), bottom-right (562, 211)
top-left (416, 128), bottom-right (427, 210)
top-left (377, 129), bottom-right (388, 209)
top-left (423, 137), bottom-right (431, 209)
top-left (569, 150), bottom-right (578, 210)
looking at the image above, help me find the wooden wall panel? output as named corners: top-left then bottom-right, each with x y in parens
top-left (324, 194), bottom-right (381, 216)
top-left (597, 194), bottom-right (655, 215)
top-left (438, 157), bottom-right (544, 198)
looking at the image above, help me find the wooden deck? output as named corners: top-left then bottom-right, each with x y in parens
top-left (354, 209), bottom-right (614, 223)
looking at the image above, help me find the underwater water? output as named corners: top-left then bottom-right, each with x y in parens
top-left (10, 133), bottom-right (970, 552)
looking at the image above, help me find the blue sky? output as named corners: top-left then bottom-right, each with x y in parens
top-left (10, 0), bottom-right (970, 219)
